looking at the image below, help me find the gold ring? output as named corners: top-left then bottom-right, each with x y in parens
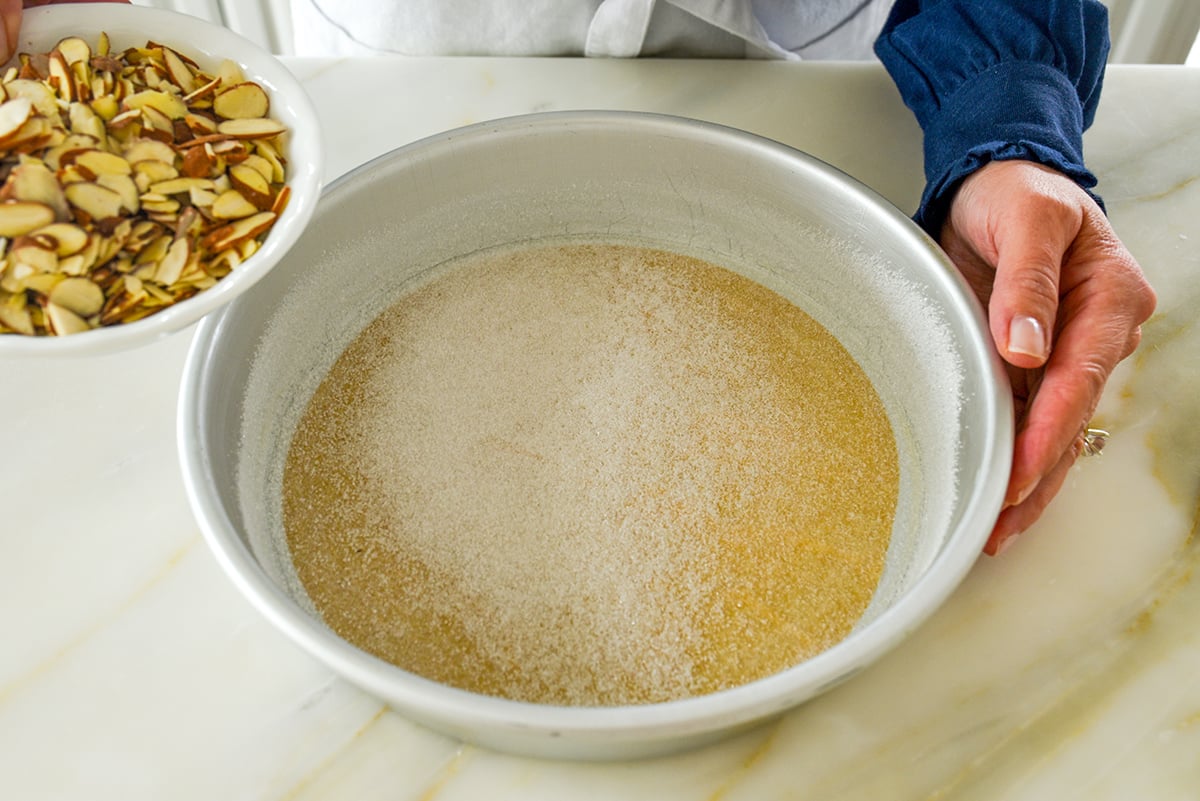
top-left (1080, 427), bottom-right (1109, 457)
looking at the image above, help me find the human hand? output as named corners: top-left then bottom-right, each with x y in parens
top-left (938, 160), bottom-right (1156, 556)
top-left (1, 0), bottom-right (131, 64)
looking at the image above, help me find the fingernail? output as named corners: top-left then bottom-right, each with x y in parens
top-left (995, 532), bottom-right (1021, 556)
top-left (1009, 482), bottom-right (1036, 507)
top-left (1008, 315), bottom-right (1047, 360)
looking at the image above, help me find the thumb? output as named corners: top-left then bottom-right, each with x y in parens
top-left (0, 0), bottom-right (21, 65)
top-left (987, 203), bottom-right (1076, 369)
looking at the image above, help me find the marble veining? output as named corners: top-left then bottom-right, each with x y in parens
top-left (0, 59), bottom-right (1197, 800)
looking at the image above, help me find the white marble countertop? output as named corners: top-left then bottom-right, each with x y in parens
top-left (2, 58), bottom-right (1198, 800)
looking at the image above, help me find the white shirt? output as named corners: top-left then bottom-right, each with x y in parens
top-left (289, 0), bottom-right (893, 59)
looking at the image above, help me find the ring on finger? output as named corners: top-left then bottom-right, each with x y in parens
top-left (1079, 426), bottom-right (1109, 457)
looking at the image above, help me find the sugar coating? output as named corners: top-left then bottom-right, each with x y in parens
top-left (282, 244), bottom-right (899, 705)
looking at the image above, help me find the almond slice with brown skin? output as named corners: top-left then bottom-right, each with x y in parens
top-left (216, 117), bottom-right (287, 140)
top-left (200, 210), bottom-right (275, 252)
top-left (180, 145), bottom-right (217, 178)
top-left (1, 163), bottom-right (71, 220)
top-left (228, 164), bottom-right (273, 210)
top-left (0, 201), bottom-right (56, 237)
top-left (122, 138), bottom-right (177, 165)
top-left (64, 182), bottom-right (124, 221)
top-left (74, 149), bottom-right (133, 176)
top-left (148, 177), bottom-right (214, 196)
top-left (31, 223), bottom-right (89, 256)
top-left (47, 51), bottom-right (75, 102)
top-left (183, 75), bottom-right (222, 104)
top-left (270, 184), bottom-right (291, 216)
top-left (4, 78), bottom-right (59, 117)
top-left (10, 240), bottom-right (59, 273)
top-left (162, 47), bottom-right (196, 94)
top-left (0, 97), bottom-right (33, 141)
top-left (54, 37), bottom-right (92, 66)
top-left (211, 188), bottom-right (259, 219)
top-left (212, 81), bottom-right (269, 120)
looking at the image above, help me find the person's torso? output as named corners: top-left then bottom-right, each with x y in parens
top-left (290, 0), bottom-right (894, 59)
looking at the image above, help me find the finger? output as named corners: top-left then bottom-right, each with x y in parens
top-left (986, 197), bottom-right (1080, 371)
top-left (1004, 278), bottom-right (1142, 506)
top-left (985, 432), bottom-right (1081, 555)
top-left (1, 0), bottom-right (20, 64)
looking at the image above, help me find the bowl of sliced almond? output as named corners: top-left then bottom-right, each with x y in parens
top-left (0, 4), bottom-right (322, 355)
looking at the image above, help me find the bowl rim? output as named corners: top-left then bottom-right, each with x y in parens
top-left (0, 3), bottom-right (323, 357)
top-left (179, 109), bottom-right (1013, 747)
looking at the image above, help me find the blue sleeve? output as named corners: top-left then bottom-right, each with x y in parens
top-left (873, 0), bottom-right (1110, 233)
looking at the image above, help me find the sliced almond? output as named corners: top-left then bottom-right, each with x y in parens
top-left (132, 158), bottom-right (179, 189)
top-left (180, 145), bottom-right (217, 178)
top-left (228, 164), bottom-right (273, 209)
top-left (96, 174), bottom-right (140, 214)
top-left (1, 117), bottom-right (55, 153)
top-left (0, 299), bottom-right (34, 335)
top-left (210, 188), bottom-right (259, 220)
top-left (68, 101), bottom-right (108, 141)
top-left (0, 163), bottom-right (71, 220)
top-left (122, 138), bottom-right (177, 165)
top-left (11, 240), bottom-right (59, 273)
top-left (4, 79), bottom-right (59, 117)
top-left (45, 301), bottom-right (90, 335)
top-left (74, 149), bottom-right (132, 176)
top-left (188, 186), bottom-right (219, 208)
top-left (149, 177), bottom-right (213, 196)
top-left (106, 107), bottom-right (142, 131)
top-left (216, 117), bottom-right (287, 140)
top-left (55, 37), bottom-right (92, 66)
top-left (162, 47), bottom-right (196, 94)
top-left (139, 196), bottom-right (180, 216)
top-left (0, 201), bottom-right (56, 237)
top-left (31, 223), bottom-right (89, 256)
top-left (0, 97), bottom-right (34, 141)
top-left (99, 282), bottom-right (148, 325)
top-left (64, 182), bottom-right (124, 221)
top-left (200, 210), bottom-right (275, 252)
top-left (144, 104), bottom-right (178, 136)
top-left (48, 276), bottom-right (104, 317)
top-left (154, 237), bottom-right (190, 285)
top-left (215, 59), bottom-right (245, 88)
top-left (253, 141), bottom-right (286, 183)
top-left (57, 254), bottom-right (86, 276)
top-left (270, 184), bottom-right (291, 216)
top-left (122, 88), bottom-right (189, 120)
top-left (136, 233), bottom-right (172, 266)
top-left (89, 92), bottom-right (119, 122)
top-left (212, 82), bottom-right (269, 120)
top-left (71, 62), bottom-right (94, 103)
top-left (239, 153), bottom-right (275, 183)
top-left (47, 51), bottom-right (75, 102)
top-left (183, 76), bottom-right (222, 104)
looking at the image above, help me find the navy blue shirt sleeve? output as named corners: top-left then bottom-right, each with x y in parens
top-left (874, 0), bottom-right (1110, 233)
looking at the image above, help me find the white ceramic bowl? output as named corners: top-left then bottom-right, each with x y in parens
top-left (179, 112), bottom-right (1012, 760)
top-left (0, 4), bottom-right (322, 356)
